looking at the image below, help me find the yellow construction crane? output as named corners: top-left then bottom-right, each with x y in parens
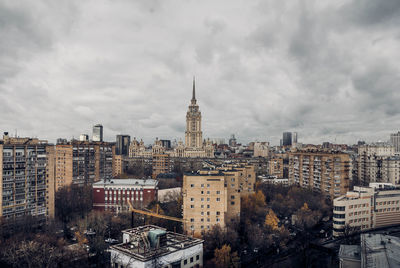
top-left (127, 200), bottom-right (186, 225)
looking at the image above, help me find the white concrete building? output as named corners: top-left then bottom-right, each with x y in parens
top-left (333, 183), bottom-right (400, 237)
top-left (110, 225), bottom-right (203, 268)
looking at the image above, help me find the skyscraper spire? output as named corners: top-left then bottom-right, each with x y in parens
top-left (192, 76), bottom-right (196, 101)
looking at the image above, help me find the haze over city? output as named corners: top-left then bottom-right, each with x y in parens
top-left (1, 0), bottom-right (400, 145)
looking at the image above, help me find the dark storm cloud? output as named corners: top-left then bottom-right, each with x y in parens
top-left (0, 0), bottom-right (399, 145)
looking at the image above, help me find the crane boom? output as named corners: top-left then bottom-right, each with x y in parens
top-left (127, 200), bottom-right (186, 223)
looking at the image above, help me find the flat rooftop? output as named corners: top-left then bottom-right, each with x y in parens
top-left (93, 178), bottom-right (158, 187)
top-left (111, 225), bottom-right (203, 262)
top-left (361, 233), bottom-right (400, 268)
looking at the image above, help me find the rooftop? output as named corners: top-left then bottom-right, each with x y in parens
top-left (93, 178), bottom-right (158, 187)
top-left (339, 244), bottom-right (361, 261)
top-left (361, 233), bottom-right (400, 268)
top-left (111, 225), bottom-right (203, 262)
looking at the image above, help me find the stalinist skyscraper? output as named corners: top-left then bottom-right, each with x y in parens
top-left (185, 78), bottom-right (203, 148)
top-left (129, 78), bottom-right (214, 158)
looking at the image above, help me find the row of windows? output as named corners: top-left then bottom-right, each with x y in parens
top-left (377, 200), bottom-right (400, 206)
top-left (377, 207), bottom-right (400, 212)
top-left (349, 218), bottom-right (369, 223)
top-left (349, 203), bottom-right (369, 209)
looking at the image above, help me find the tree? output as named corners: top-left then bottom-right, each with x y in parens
top-left (212, 244), bottom-right (240, 268)
top-left (264, 208), bottom-right (280, 231)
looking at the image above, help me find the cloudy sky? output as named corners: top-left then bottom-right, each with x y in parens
top-left (1, 0), bottom-right (400, 145)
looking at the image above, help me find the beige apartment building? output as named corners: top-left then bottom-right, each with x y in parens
top-left (51, 140), bottom-right (114, 190)
top-left (0, 134), bottom-right (55, 220)
top-left (333, 183), bottom-right (400, 237)
top-left (269, 156), bottom-right (284, 178)
top-left (289, 150), bottom-right (350, 199)
top-left (183, 163), bottom-right (255, 236)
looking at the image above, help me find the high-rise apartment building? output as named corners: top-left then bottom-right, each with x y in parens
top-left (358, 143), bottom-right (395, 185)
top-left (0, 134), bottom-right (54, 221)
top-left (116, 135), bottom-right (130, 156)
top-left (282, 132), bottom-right (292, 146)
top-left (333, 183), bottom-right (400, 237)
top-left (52, 140), bottom-right (113, 190)
top-left (382, 157), bottom-right (400, 185)
top-left (92, 124), bottom-right (103, 142)
top-left (183, 163), bottom-right (255, 236)
top-left (289, 150), bottom-right (350, 199)
top-left (390, 131), bottom-right (400, 152)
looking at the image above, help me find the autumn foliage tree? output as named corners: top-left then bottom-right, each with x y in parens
top-left (212, 244), bottom-right (240, 268)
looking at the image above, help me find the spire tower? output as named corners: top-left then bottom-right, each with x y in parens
top-left (191, 76), bottom-right (196, 104)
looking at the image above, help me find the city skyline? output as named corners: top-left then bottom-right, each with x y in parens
top-left (1, 1), bottom-right (400, 145)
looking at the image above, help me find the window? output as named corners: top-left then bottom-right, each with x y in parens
top-left (190, 218), bottom-right (194, 222)
top-left (191, 198), bottom-right (194, 202)
top-left (196, 255), bottom-right (200, 261)
top-left (201, 198), bottom-right (204, 201)
top-left (184, 260), bottom-right (188, 265)
top-left (231, 201), bottom-right (235, 205)
top-left (216, 198), bottom-right (220, 202)
top-left (191, 184), bottom-right (194, 188)
top-left (190, 257), bottom-right (194, 263)
top-left (207, 205), bottom-right (210, 208)
top-left (207, 198), bottom-right (210, 201)
top-left (191, 205), bottom-right (194, 208)
top-left (207, 184), bottom-right (210, 187)
top-left (216, 211), bottom-right (220, 215)
top-left (201, 184), bottom-right (204, 188)
top-left (231, 195), bottom-right (235, 199)
top-left (216, 191), bottom-right (220, 194)
top-left (201, 191), bottom-right (204, 195)
top-left (207, 191), bottom-right (210, 194)
top-left (231, 178), bottom-right (235, 182)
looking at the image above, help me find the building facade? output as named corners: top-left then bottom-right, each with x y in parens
top-left (358, 143), bottom-right (395, 185)
top-left (289, 150), bottom-right (351, 199)
top-left (253, 142), bottom-right (269, 158)
top-left (116, 135), bottom-right (130, 156)
top-left (152, 154), bottom-right (171, 179)
top-left (333, 183), bottom-right (400, 237)
top-left (92, 124), bottom-right (103, 142)
top-left (0, 134), bottom-right (54, 221)
top-left (390, 131), bottom-right (400, 152)
top-left (93, 178), bottom-right (158, 212)
top-left (282, 132), bottom-right (292, 146)
top-left (52, 140), bottom-right (113, 190)
top-left (183, 163), bottom-right (256, 236)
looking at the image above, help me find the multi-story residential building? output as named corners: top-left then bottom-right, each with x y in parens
top-left (152, 154), bottom-right (170, 179)
top-left (333, 183), bottom-right (400, 237)
top-left (183, 163), bottom-right (255, 236)
top-left (93, 178), bottom-right (158, 212)
top-left (289, 150), bottom-right (351, 199)
top-left (116, 135), bottom-right (130, 156)
top-left (390, 131), bottom-right (400, 152)
top-left (269, 156), bottom-right (284, 178)
top-left (52, 140), bottom-right (113, 190)
top-left (358, 143), bottom-right (395, 185)
top-left (253, 142), bottom-right (269, 158)
top-left (0, 134), bottom-right (54, 221)
top-left (112, 155), bottom-right (124, 178)
top-left (110, 225), bottom-right (203, 268)
top-left (382, 156), bottom-right (400, 185)
top-left (92, 124), bottom-right (103, 142)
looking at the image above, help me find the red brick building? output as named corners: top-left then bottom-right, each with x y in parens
top-left (93, 178), bottom-right (158, 212)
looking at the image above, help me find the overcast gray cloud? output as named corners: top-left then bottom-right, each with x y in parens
top-left (0, 0), bottom-right (399, 145)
